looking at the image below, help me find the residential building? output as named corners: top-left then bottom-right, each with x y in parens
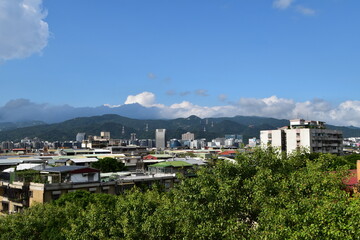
top-left (248, 137), bottom-right (258, 148)
top-left (182, 132), bottom-right (195, 141)
top-left (148, 161), bottom-right (193, 175)
top-left (260, 119), bottom-right (343, 155)
top-left (100, 131), bottom-right (111, 140)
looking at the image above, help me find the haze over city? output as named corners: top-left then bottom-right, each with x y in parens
top-left (0, 0), bottom-right (359, 126)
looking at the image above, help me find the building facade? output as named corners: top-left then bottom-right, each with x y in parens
top-left (156, 129), bottom-right (166, 150)
top-left (181, 132), bottom-right (195, 141)
top-left (260, 119), bottom-right (343, 155)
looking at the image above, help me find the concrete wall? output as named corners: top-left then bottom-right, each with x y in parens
top-left (70, 172), bottom-right (99, 183)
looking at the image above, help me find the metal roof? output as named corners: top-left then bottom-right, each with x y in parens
top-left (68, 158), bottom-right (98, 163)
top-left (41, 166), bottom-right (89, 173)
top-left (148, 161), bottom-right (193, 168)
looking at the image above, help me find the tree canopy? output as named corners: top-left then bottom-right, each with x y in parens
top-left (1, 148), bottom-right (360, 239)
top-left (91, 157), bottom-right (126, 173)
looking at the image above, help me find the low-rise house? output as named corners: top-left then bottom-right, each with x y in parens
top-left (0, 166), bottom-right (115, 213)
top-left (143, 154), bottom-right (173, 160)
top-left (65, 158), bottom-right (98, 167)
top-left (148, 161), bottom-right (193, 175)
top-left (59, 149), bottom-right (94, 156)
top-left (117, 172), bottom-right (178, 192)
top-left (40, 166), bottom-right (100, 184)
top-left (16, 163), bottom-right (45, 171)
top-left (219, 150), bottom-right (237, 159)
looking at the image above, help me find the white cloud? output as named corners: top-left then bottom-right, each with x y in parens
top-left (296, 5), bottom-right (316, 16)
top-left (0, 0), bottom-right (49, 61)
top-left (5, 93), bottom-right (360, 127)
top-left (122, 92), bottom-right (360, 127)
top-left (124, 92), bottom-right (157, 107)
top-left (273, 0), bottom-right (294, 9)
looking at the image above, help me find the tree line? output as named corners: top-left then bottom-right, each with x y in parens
top-left (1, 149), bottom-right (360, 239)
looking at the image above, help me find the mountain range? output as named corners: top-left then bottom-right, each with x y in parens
top-left (0, 114), bottom-right (358, 142)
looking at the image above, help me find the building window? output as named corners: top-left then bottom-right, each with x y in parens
top-left (88, 174), bottom-right (94, 182)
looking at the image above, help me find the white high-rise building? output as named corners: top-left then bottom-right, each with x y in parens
top-left (182, 132), bottom-right (195, 141)
top-left (156, 129), bottom-right (166, 150)
top-left (261, 119), bottom-right (343, 155)
top-left (76, 133), bottom-right (86, 142)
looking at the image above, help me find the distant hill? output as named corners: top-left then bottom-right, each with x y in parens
top-left (0, 114), bottom-right (359, 142)
top-left (0, 121), bottom-right (45, 132)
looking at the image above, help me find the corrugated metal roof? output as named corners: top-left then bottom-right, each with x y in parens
top-left (41, 166), bottom-right (88, 173)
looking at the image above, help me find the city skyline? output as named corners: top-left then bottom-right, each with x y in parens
top-left (0, 0), bottom-right (359, 126)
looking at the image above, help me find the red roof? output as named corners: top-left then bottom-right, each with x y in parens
top-left (219, 150), bottom-right (236, 156)
top-left (344, 169), bottom-right (358, 186)
top-left (12, 148), bottom-right (26, 151)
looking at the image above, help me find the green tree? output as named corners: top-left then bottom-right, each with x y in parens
top-left (2, 149), bottom-right (360, 239)
top-left (91, 157), bottom-right (126, 173)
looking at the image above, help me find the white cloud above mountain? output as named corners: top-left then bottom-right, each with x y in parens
top-left (2, 92), bottom-right (360, 127)
top-left (0, 0), bottom-right (49, 61)
top-left (121, 92), bottom-right (360, 127)
top-left (124, 92), bottom-right (164, 108)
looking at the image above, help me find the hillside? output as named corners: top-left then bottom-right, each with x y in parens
top-left (0, 114), bottom-right (359, 142)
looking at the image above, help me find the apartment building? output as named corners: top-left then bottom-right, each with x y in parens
top-left (260, 119), bottom-right (343, 155)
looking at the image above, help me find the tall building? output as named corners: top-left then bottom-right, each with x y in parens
top-left (76, 133), bottom-right (86, 142)
top-left (100, 131), bottom-right (111, 140)
top-left (156, 129), bottom-right (166, 150)
top-left (182, 132), bottom-right (195, 141)
top-left (248, 137), bottom-right (258, 148)
top-left (260, 119), bottom-right (343, 155)
top-left (225, 134), bottom-right (243, 141)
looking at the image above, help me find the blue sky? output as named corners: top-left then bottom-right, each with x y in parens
top-left (0, 0), bottom-right (360, 125)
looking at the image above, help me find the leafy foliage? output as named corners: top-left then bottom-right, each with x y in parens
top-left (15, 169), bottom-right (44, 183)
top-left (90, 157), bottom-right (126, 173)
top-left (1, 149), bottom-right (360, 239)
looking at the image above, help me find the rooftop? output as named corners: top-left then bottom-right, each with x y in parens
top-left (41, 166), bottom-right (97, 173)
top-left (149, 161), bottom-right (193, 168)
